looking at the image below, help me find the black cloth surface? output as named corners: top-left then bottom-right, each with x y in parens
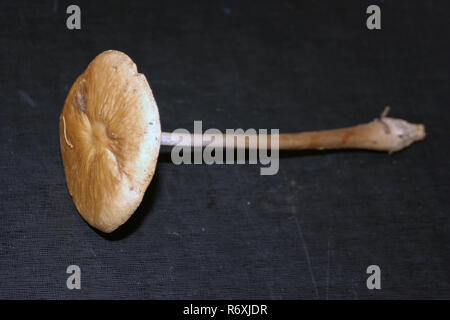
top-left (0, 0), bottom-right (449, 299)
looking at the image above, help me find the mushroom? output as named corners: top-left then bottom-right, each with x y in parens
top-left (59, 50), bottom-right (426, 233)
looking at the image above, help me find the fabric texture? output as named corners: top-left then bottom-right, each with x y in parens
top-left (0, 0), bottom-right (449, 299)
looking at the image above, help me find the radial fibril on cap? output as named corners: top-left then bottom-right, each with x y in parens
top-left (59, 50), bottom-right (161, 233)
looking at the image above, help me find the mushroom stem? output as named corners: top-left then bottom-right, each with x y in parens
top-left (161, 109), bottom-right (426, 153)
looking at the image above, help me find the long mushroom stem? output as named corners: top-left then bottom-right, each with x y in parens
top-left (160, 108), bottom-right (426, 153)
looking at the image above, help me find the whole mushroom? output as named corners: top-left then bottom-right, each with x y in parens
top-left (60, 50), bottom-right (426, 233)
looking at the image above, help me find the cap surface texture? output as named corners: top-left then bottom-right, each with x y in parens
top-left (59, 50), bottom-right (161, 233)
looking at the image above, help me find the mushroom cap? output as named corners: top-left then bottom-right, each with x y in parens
top-left (59, 50), bottom-right (161, 233)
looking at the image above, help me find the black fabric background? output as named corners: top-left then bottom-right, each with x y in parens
top-left (0, 0), bottom-right (449, 299)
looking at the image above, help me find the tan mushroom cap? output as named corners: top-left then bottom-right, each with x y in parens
top-left (59, 50), bottom-right (161, 233)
